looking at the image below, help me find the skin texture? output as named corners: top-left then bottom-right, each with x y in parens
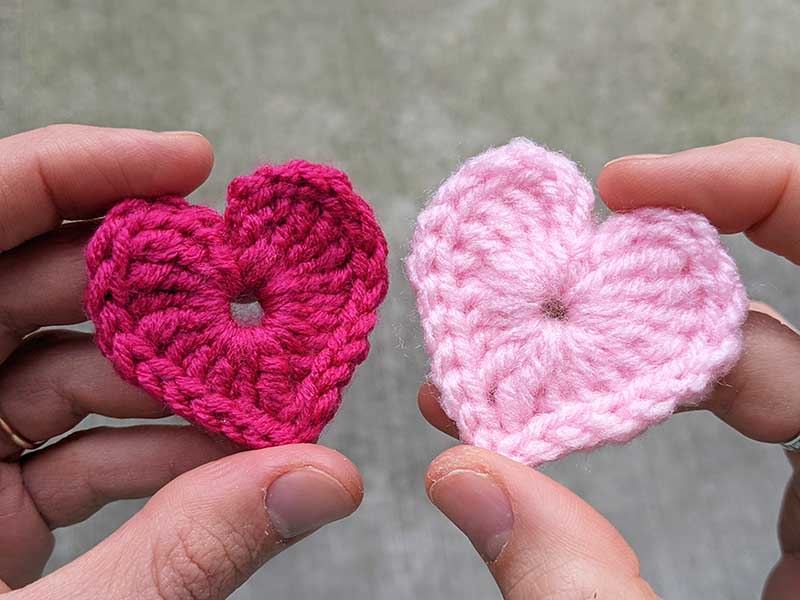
top-left (0, 126), bottom-right (364, 599)
top-left (421, 137), bottom-right (800, 599)
top-left (2, 128), bottom-right (799, 599)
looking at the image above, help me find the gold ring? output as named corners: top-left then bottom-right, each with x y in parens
top-left (0, 415), bottom-right (42, 450)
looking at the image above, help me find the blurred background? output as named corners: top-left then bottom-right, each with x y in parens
top-left (2, 1), bottom-right (799, 598)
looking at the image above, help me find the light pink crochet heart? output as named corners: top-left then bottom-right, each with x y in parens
top-left (407, 139), bottom-right (747, 466)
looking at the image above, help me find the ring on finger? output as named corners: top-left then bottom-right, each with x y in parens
top-left (0, 414), bottom-right (43, 451)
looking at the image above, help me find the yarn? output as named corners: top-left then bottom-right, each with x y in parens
top-left (86, 161), bottom-right (388, 448)
top-left (407, 138), bottom-right (747, 466)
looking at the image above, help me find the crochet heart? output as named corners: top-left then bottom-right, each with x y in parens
top-left (407, 139), bottom-right (747, 466)
top-left (86, 161), bottom-right (388, 447)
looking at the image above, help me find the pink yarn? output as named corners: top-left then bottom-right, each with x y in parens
top-left (86, 161), bottom-right (388, 448)
top-left (407, 138), bottom-right (747, 466)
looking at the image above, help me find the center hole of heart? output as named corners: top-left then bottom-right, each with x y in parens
top-left (540, 298), bottom-right (568, 321)
top-left (230, 292), bottom-right (264, 327)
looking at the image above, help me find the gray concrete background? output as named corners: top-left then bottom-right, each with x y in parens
top-left (2, 1), bottom-right (800, 598)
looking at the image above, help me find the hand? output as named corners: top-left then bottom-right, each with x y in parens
top-left (0, 125), bottom-right (362, 599)
top-left (419, 137), bottom-right (800, 599)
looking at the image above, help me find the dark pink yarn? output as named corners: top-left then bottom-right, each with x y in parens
top-left (85, 161), bottom-right (389, 447)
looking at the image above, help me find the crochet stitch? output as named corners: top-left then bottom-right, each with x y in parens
top-left (407, 139), bottom-right (747, 466)
top-left (86, 161), bottom-right (388, 448)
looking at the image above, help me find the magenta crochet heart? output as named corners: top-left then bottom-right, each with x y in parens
top-left (86, 161), bottom-right (388, 448)
top-left (407, 139), bottom-right (747, 466)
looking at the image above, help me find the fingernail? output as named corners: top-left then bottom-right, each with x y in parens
top-left (266, 468), bottom-right (356, 539)
top-left (429, 469), bottom-right (513, 562)
top-left (603, 153), bottom-right (667, 168)
top-left (160, 130), bottom-right (205, 138)
top-left (749, 300), bottom-right (800, 334)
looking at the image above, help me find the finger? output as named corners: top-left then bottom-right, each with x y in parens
top-left (426, 445), bottom-right (659, 599)
top-left (0, 331), bottom-right (166, 459)
top-left (0, 124), bottom-right (214, 252)
top-left (702, 309), bottom-right (800, 443)
top-left (764, 453), bottom-right (800, 599)
top-left (418, 381), bottom-right (459, 438)
top-left (419, 308), bottom-right (800, 446)
top-left (749, 300), bottom-right (795, 327)
top-left (19, 445), bottom-right (362, 600)
top-left (764, 556), bottom-right (800, 600)
top-left (0, 425), bottom-right (235, 588)
top-left (720, 302), bottom-right (800, 600)
top-left (0, 461), bottom-right (53, 588)
top-left (22, 425), bottom-right (237, 528)
top-left (0, 221), bottom-right (97, 362)
top-left (598, 137), bottom-right (800, 262)
top-left (672, 299), bottom-right (790, 417)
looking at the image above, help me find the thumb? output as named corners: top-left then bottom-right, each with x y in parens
top-left (16, 444), bottom-right (362, 600)
top-left (426, 446), bottom-right (660, 599)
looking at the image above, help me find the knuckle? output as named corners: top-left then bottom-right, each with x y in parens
top-left (152, 531), bottom-right (216, 600)
top-left (149, 515), bottom-right (262, 600)
top-left (0, 462), bottom-right (28, 519)
top-left (503, 558), bottom-right (655, 600)
top-left (0, 300), bottom-right (23, 341)
top-left (503, 556), bottom-right (581, 599)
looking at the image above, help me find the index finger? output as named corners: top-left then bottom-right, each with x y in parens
top-left (0, 124), bottom-right (214, 251)
top-left (597, 137), bottom-right (800, 263)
